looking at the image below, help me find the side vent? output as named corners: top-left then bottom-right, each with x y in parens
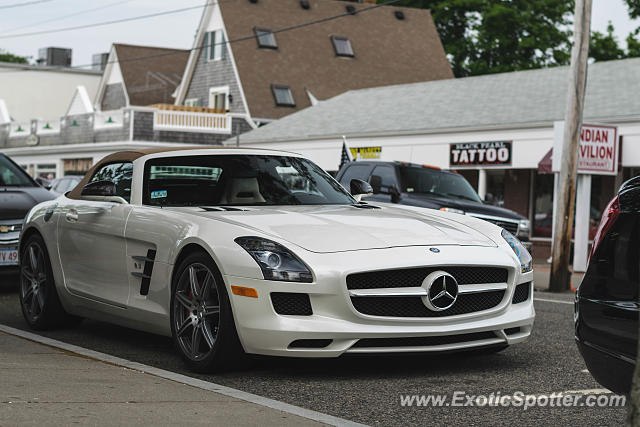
top-left (132, 249), bottom-right (157, 296)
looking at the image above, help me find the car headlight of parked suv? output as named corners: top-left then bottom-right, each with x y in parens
top-left (235, 236), bottom-right (313, 283)
top-left (517, 219), bottom-right (530, 239)
top-left (502, 229), bottom-right (533, 273)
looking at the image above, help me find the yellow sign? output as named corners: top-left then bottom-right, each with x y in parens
top-left (349, 146), bottom-right (382, 160)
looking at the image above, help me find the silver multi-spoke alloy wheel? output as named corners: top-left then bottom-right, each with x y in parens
top-left (20, 242), bottom-right (48, 323)
top-left (173, 263), bottom-right (221, 361)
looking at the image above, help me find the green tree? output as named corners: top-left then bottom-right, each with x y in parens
top-left (628, 29), bottom-right (640, 57)
top-left (624, 0), bottom-right (640, 18)
top-left (387, 0), bottom-right (574, 77)
top-left (589, 22), bottom-right (625, 61)
top-left (0, 50), bottom-right (29, 64)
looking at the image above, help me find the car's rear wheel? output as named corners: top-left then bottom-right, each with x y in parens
top-left (170, 251), bottom-right (246, 372)
top-left (19, 233), bottom-right (79, 330)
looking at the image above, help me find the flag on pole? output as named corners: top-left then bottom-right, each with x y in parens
top-left (339, 136), bottom-right (351, 169)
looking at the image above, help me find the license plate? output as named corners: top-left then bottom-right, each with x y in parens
top-left (0, 248), bottom-right (19, 266)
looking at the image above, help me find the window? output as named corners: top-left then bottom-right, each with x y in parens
top-left (90, 162), bottom-right (133, 202)
top-left (0, 155), bottom-right (34, 187)
top-left (331, 35), bottom-right (354, 57)
top-left (184, 98), bottom-right (201, 107)
top-left (338, 164), bottom-right (373, 188)
top-left (370, 166), bottom-right (397, 194)
top-left (205, 30), bottom-right (226, 61)
top-left (143, 155), bottom-right (354, 206)
top-left (254, 28), bottom-right (278, 49)
top-left (209, 86), bottom-right (229, 111)
top-left (271, 85), bottom-right (295, 107)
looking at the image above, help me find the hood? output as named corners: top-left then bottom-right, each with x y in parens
top-left (404, 193), bottom-right (525, 220)
top-left (180, 205), bottom-right (497, 253)
top-left (0, 186), bottom-right (56, 221)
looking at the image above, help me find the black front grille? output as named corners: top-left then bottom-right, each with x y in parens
top-left (481, 218), bottom-right (519, 234)
top-left (347, 267), bottom-right (508, 290)
top-left (271, 292), bottom-right (312, 315)
top-left (350, 291), bottom-right (505, 318)
top-left (512, 282), bottom-right (531, 304)
top-left (504, 327), bottom-right (521, 335)
top-left (352, 331), bottom-right (498, 348)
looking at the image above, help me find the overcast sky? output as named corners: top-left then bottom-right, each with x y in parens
top-left (0, 0), bottom-right (638, 67)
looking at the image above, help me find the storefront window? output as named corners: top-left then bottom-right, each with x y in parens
top-left (533, 173), bottom-right (615, 240)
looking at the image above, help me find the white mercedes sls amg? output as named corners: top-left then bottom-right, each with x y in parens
top-left (19, 148), bottom-right (534, 372)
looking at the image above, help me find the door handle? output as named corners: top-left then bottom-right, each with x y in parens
top-left (65, 210), bottom-right (79, 222)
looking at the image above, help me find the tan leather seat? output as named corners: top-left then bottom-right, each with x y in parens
top-left (221, 177), bottom-right (266, 204)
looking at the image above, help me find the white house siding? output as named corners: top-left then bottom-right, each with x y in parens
top-left (0, 64), bottom-right (101, 122)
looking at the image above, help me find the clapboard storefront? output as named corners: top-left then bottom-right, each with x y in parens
top-left (233, 58), bottom-right (640, 261)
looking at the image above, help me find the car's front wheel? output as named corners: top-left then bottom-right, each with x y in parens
top-left (19, 233), bottom-right (79, 330)
top-left (170, 251), bottom-right (246, 372)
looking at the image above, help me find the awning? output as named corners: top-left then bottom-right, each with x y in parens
top-left (538, 148), bottom-right (553, 174)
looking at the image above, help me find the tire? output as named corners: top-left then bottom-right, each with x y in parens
top-left (19, 233), bottom-right (79, 330)
top-left (170, 251), bottom-right (246, 373)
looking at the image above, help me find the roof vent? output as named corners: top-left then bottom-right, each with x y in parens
top-left (345, 5), bottom-right (357, 15)
top-left (394, 10), bottom-right (405, 20)
top-left (300, 0), bottom-right (310, 10)
top-left (248, 0), bottom-right (258, 3)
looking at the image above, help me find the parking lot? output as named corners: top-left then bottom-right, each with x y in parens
top-left (0, 272), bottom-right (627, 426)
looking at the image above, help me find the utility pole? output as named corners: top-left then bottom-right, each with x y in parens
top-left (549, 0), bottom-right (592, 292)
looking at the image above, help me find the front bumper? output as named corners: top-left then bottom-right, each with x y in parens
top-left (224, 245), bottom-right (535, 357)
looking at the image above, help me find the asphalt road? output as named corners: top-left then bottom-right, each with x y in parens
top-left (0, 272), bottom-right (627, 426)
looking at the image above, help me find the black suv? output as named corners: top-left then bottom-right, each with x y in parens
top-left (0, 154), bottom-right (55, 269)
top-left (336, 161), bottom-right (531, 248)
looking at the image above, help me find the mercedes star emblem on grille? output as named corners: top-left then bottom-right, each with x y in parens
top-left (421, 271), bottom-right (459, 311)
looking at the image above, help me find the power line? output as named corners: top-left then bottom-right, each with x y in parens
top-left (0, 0), bottom-right (401, 73)
top-left (0, 2), bottom-right (216, 39)
top-left (0, 0), bottom-right (53, 9)
top-left (1, 0), bottom-right (138, 34)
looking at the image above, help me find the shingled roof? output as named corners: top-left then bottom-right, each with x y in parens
top-left (179, 0), bottom-right (453, 120)
top-left (114, 44), bottom-right (189, 106)
top-left (236, 58), bottom-right (640, 143)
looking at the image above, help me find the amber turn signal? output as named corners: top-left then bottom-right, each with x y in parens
top-left (231, 285), bottom-right (259, 298)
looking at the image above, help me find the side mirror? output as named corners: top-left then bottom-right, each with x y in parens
top-left (35, 177), bottom-right (52, 190)
top-left (350, 179), bottom-right (373, 202)
top-left (369, 175), bottom-right (382, 193)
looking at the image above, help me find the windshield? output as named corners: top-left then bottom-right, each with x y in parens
top-left (0, 155), bottom-right (34, 187)
top-left (398, 166), bottom-right (482, 203)
top-left (143, 154), bottom-right (355, 206)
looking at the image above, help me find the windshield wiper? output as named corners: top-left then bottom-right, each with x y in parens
top-left (351, 202), bottom-right (381, 210)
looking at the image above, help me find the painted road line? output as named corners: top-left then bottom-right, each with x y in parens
top-left (534, 297), bottom-right (574, 305)
top-left (0, 324), bottom-right (366, 427)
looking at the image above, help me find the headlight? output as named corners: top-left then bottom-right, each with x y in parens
top-left (235, 237), bottom-right (313, 283)
top-left (440, 207), bottom-right (465, 215)
top-left (517, 219), bottom-right (530, 237)
top-left (501, 229), bottom-right (532, 273)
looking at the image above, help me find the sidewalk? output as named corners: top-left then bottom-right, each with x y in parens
top-left (533, 262), bottom-right (584, 292)
top-left (0, 331), bottom-right (325, 426)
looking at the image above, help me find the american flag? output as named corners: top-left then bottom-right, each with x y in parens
top-left (339, 138), bottom-right (351, 169)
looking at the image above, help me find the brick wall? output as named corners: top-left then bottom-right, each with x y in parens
top-left (184, 45), bottom-right (247, 115)
top-left (101, 83), bottom-right (127, 111)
